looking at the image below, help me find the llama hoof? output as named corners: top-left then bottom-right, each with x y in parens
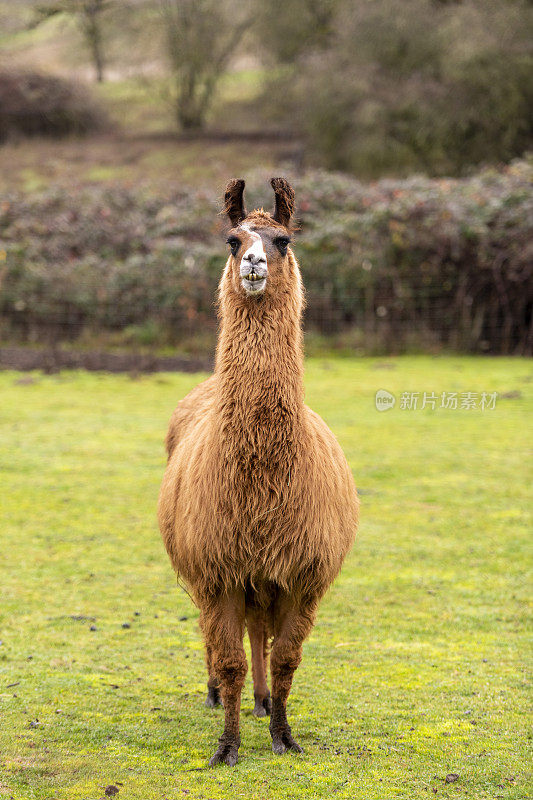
top-left (253, 694), bottom-right (272, 717)
top-left (208, 737), bottom-right (239, 767)
top-left (271, 730), bottom-right (303, 755)
top-left (205, 686), bottom-right (222, 708)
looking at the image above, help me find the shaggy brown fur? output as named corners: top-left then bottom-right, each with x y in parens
top-left (158, 178), bottom-right (359, 766)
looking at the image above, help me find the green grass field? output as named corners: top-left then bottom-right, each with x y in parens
top-left (0, 356), bottom-right (531, 800)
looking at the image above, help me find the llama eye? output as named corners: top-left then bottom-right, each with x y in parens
top-left (226, 237), bottom-right (240, 256)
top-left (274, 236), bottom-right (290, 255)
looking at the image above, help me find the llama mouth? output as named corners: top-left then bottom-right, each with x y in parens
top-left (242, 275), bottom-right (267, 294)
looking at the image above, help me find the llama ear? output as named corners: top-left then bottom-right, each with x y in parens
top-left (224, 179), bottom-right (247, 226)
top-left (271, 177), bottom-right (295, 227)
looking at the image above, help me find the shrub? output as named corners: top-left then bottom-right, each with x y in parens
top-left (0, 70), bottom-right (106, 141)
top-left (258, 0), bottom-right (533, 177)
top-left (0, 160), bottom-right (531, 355)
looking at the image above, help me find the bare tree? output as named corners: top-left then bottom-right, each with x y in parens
top-left (79, 1), bottom-right (107, 82)
top-left (160, 0), bottom-right (251, 130)
top-left (35, 1), bottom-right (110, 82)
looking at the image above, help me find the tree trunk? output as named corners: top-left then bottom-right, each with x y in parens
top-left (83, 2), bottom-right (105, 83)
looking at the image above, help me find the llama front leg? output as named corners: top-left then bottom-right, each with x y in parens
top-left (247, 608), bottom-right (271, 717)
top-left (204, 642), bottom-right (222, 708)
top-left (269, 594), bottom-right (316, 755)
top-left (199, 611), bottom-right (222, 707)
top-left (202, 590), bottom-right (247, 766)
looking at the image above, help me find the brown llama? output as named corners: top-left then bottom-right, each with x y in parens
top-left (158, 178), bottom-right (359, 766)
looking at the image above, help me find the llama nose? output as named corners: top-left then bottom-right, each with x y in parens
top-left (245, 253), bottom-right (266, 267)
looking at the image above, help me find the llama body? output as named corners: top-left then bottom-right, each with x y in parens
top-left (158, 179), bottom-right (358, 765)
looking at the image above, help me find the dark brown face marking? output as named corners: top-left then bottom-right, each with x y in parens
top-left (242, 226), bottom-right (291, 258)
top-left (226, 223), bottom-right (291, 256)
top-left (227, 225), bottom-right (292, 262)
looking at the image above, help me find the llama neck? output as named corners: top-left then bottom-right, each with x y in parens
top-left (214, 277), bottom-right (305, 460)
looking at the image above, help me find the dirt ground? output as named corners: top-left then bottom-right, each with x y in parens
top-left (0, 345), bottom-right (212, 374)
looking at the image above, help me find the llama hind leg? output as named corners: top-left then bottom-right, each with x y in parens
top-left (247, 608), bottom-right (271, 717)
top-left (269, 594), bottom-right (317, 755)
top-left (202, 590), bottom-right (247, 766)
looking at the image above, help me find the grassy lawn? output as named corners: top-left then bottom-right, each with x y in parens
top-left (0, 356), bottom-right (531, 799)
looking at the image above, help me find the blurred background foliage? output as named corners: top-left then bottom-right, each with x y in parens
top-left (259, 0), bottom-right (533, 175)
top-left (1, 0), bottom-right (531, 175)
top-left (0, 0), bottom-right (531, 357)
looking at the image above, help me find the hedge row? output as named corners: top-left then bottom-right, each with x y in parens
top-left (0, 160), bottom-right (531, 354)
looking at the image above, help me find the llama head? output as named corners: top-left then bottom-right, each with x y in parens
top-left (223, 178), bottom-right (296, 298)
